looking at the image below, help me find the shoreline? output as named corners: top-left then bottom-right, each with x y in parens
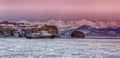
top-left (0, 37), bottom-right (120, 39)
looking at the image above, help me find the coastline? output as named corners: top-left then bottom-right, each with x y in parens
top-left (0, 36), bottom-right (120, 39)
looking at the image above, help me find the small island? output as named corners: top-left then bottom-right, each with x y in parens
top-left (71, 31), bottom-right (85, 38)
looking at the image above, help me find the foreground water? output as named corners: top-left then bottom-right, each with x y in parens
top-left (0, 38), bottom-right (120, 58)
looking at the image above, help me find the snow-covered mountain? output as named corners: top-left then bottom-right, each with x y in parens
top-left (44, 19), bottom-right (120, 29)
top-left (18, 19), bottom-right (120, 29)
top-left (60, 25), bottom-right (120, 37)
top-left (17, 19), bottom-right (120, 36)
top-left (72, 19), bottom-right (96, 27)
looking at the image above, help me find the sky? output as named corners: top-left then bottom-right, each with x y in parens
top-left (0, 0), bottom-right (120, 21)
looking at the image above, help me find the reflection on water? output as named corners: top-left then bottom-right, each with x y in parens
top-left (0, 38), bottom-right (120, 58)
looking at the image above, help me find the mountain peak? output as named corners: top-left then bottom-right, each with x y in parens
top-left (80, 19), bottom-right (89, 22)
top-left (77, 25), bottom-right (92, 30)
top-left (75, 19), bottom-right (96, 27)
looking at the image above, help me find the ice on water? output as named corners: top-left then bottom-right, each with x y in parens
top-left (0, 38), bottom-right (120, 58)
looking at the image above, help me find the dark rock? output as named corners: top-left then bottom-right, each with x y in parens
top-left (71, 31), bottom-right (85, 38)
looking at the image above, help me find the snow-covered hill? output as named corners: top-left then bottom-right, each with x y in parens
top-left (60, 25), bottom-right (120, 37)
top-left (44, 19), bottom-right (120, 29)
top-left (18, 19), bottom-right (120, 29)
top-left (17, 19), bottom-right (120, 37)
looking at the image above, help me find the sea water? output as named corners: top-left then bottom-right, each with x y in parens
top-left (0, 37), bottom-right (120, 58)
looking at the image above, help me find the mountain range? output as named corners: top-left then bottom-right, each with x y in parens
top-left (17, 19), bottom-right (120, 28)
top-left (60, 25), bottom-right (120, 37)
top-left (10, 19), bottom-right (120, 37)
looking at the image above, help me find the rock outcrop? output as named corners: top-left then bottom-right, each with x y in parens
top-left (71, 31), bottom-right (85, 38)
top-left (41, 24), bottom-right (58, 37)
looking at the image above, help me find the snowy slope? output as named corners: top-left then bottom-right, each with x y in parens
top-left (60, 25), bottom-right (120, 37)
top-left (18, 19), bottom-right (120, 29)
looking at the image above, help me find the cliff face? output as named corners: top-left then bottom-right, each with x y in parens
top-left (0, 27), bottom-right (16, 37)
top-left (41, 24), bottom-right (58, 37)
top-left (0, 23), bottom-right (59, 37)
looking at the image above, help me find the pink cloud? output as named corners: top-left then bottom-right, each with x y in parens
top-left (0, 0), bottom-right (120, 16)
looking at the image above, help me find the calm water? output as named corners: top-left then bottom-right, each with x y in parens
top-left (0, 38), bottom-right (120, 58)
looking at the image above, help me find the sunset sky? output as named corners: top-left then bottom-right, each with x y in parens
top-left (0, 0), bottom-right (120, 21)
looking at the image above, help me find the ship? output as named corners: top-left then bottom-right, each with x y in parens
top-left (26, 31), bottom-right (55, 39)
top-left (25, 24), bottom-right (58, 39)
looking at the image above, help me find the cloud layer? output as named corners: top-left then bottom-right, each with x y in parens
top-left (0, 0), bottom-right (120, 15)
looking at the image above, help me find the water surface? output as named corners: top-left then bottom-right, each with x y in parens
top-left (0, 38), bottom-right (120, 58)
